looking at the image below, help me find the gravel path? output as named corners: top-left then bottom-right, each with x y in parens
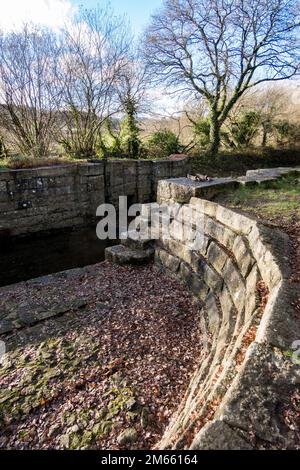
top-left (0, 262), bottom-right (202, 450)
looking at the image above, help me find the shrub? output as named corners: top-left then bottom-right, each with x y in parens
top-left (146, 129), bottom-right (182, 159)
top-left (119, 115), bottom-right (141, 159)
top-left (228, 111), bottom-right (261, 148)
top-left (193, 118), bottom-right (211, 148)
top-left (0, 135), bottom-right (8, 159)
top-left (274, 120), bottom-right (300, 146)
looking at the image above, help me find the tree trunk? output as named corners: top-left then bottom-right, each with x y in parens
top-left (262, 131), bottom-right (267, 147)
top-left (262, 124), bottom-right (268, 147)
top-left (208, 115), bottom-right (221, 157)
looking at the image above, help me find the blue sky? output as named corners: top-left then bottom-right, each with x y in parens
top-left (0, 1), bottom-right (163, 35)
top-left (73, 0), bottom-right (163, 35)
top-left (0, 0), bottom-right (175, 112)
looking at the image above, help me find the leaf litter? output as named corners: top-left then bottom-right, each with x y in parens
top-left (0, 262), bottom-right (202, 450)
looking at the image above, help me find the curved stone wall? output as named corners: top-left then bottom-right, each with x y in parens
top-left (155, 197), bottom-right (300, 449)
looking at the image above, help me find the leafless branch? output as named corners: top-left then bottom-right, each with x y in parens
top-left (143, 0), bottom-right (300, 154)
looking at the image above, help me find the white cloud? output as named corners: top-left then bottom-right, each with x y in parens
top-left (0, 0), bottom-right (77, 31)
top-left (147, 87), bottom-right (188, 116)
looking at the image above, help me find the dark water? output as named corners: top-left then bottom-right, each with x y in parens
top-left (0, 226), bottom-right (114, 287)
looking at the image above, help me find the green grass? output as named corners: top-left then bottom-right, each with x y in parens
top-left (215, 175), bottom-right (300, 221)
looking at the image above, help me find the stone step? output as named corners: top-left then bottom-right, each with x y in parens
top-left (120, 230), bottom-right (155, 251)
top-left (105, 244), bottom-right (154, 266)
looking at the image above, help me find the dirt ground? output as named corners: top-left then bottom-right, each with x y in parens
top-left (0, 262), bottom-right (203, 450)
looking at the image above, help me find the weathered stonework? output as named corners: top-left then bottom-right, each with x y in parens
top-left (158, 166), bottom-right (300, 205)
top-left (2, 163), bottom-right (299, 449)
top-left (151, 168), bottom-right (300, 449)
top-left (0, 158), bottom-right (190, 237)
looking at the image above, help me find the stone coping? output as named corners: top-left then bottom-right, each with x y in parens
top-left (0, 157), bottom-right (190, 174)
top-left (158, 167), bottom-right (300, 203)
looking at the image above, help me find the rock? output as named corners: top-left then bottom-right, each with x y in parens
top-left (59, 434), bottom-right (70, 448)
top-left (223, 258), bottom-right (245, 314)
top-left (0, 319), bottom-right (14, 334)
top-left (48, 423), bottom-right (60, 438)
top-left (125, 397), bottom-right (138, 411)
top-left (232, 235), bottom-right (255, 277)
top-left (156, 248), bottom-right (180, 273)
top-left (71, 425), bottom-right (79, 434)
top-left (191, 420), bottom-right (252, 450)
top-left (117, 428), bottom-right (138, 446)
top-left (206, 241), bottom-right (228, 273)
top-left (66, 413), bottom-right (77, 426)
top-left (105, 245), bottom-right (154, 266)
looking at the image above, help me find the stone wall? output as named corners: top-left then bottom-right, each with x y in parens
top-left (0, 158), bottom-right (190, 237)
top-left (152, 170), bottom-right (300, 449)
top-left (157, 166), bottom-right (300, 204)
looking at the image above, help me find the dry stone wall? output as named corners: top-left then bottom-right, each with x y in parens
top-left (0, 158), bottom-right (190, 237)
top-left (153, 170), bottom-right (300, 449)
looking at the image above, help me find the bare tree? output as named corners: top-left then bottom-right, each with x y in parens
top-left (116, 56), bottom-right (149, 116)
top-left (143, 0), bottom-right (300, 156)
top-left (0, 25), bottom-right (61, 158)
top-left (57, 6), bottom-right (131, 158)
